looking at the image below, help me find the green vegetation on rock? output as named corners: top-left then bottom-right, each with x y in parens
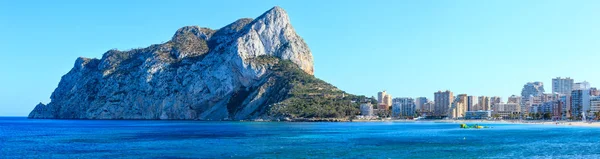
top-left (255, 56), bottom-right (365, 119)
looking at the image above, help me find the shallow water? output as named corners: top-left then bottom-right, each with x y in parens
top-left (1, 117), bottom-right (599, 158)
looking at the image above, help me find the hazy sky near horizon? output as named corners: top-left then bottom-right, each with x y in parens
top-left (1, 0), bottom-right (599, 116)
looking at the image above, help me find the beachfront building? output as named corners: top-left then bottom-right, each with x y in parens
top-left (590, 96), bottom-right (600, 114)
top-left (434, 90), bottom-right (454, 117)
top-left (420, 101), bottom-right (435, 116)
top-left (492, 111), bottom-right (515, 119)
top-left (360, 103), bottom-right (374, 117)
top-left (377, 91), bottom-right (387, 104)
top-left (521, 82), bottom-right (545, 114)
top-left (465, 111), bottom-right (491, 120)
top-left (414, 97), bottom-right (429, 112)
top-left (490, 96), bottom-right (502, 111)
top-left (476, 96), bottom-right (490, 111)
top-left (495, 103), bottom-right (520, 113)
top-left (391, 103), bottom-right (401, 118)
top-left (552, 77), bottom-right (574, 95)
top-left (449, 94), bottom-right (468, 119)
top-left (540, 101), bottom-right (556, 114)
top-left (377, 90), bottom-right (393, 108)
top-left (591, 88), bottom-right (600, 96)
top-left (559, 95), bottom-right (571, 120)
top-left (467, 96), bottom-right (476, 111)
top-left (507, 95), bottom-right (521, 104)
top-left (571, 82), bottom-right (592, 120)
top-left (573, 81), bottom-right (591, 90)
top-left (551, 100), bottom-right (562, 120)
top-left (529, 103), bottom-right (542, 114)
top-left (542, 93), bottom-right (559, 102)
top-left (392, 98), bottom-right (416, 118)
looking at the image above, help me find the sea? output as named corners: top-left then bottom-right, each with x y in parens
top-left (1, 117), bottom-right (600, 158)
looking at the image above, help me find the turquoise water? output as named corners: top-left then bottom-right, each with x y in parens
top-left (1, 117), bottom-right (600, 158)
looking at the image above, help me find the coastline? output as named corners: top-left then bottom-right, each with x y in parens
top-left (14, 116), bottom-right (600, 127)
top-left (354, 119), bottom-right (600, 127)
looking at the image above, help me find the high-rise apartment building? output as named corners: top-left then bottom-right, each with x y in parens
top-left (477, 96), bottom-right (491, 111)
top-left (449, 94), bottom-right (468, 119)
top-left (490, 96), bottom-right (502, 111)
top-left (434, 90), bottom-right (454, 117)
top-left (571, 89), bottom-right (591, 120)
top-left (591, 87), bottom-right (599, 96)
top-left (467, 96), bottom-right (476, 111)
top-left (377, 90), bottom-right (392, 110)
top-left (573, 81), bottom-right (591, 90)
top-left (495, 103), bottom-right (520, 112)
top-left (508, 95), bottom-right (521, 104)
top-left (377, 91), bottom-right (387, 104)
top-left (384, 95), bottom-right (392, 107)
top-left (414, 97), bottom-right (429, 112)
top-left (571, 81), bottom-right (591, 118)
top-left (559, 95), bottom-right (571, 119)
top-left (591, 96), bottom-right (600, 113)
top-left (392, 98), bottom-right (415, 118)
top-left (521, 82), bottom-right (545, 113)
top-left (552, 77), bottom-right (574, 95)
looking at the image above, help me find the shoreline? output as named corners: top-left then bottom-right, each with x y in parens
top-left (12, 116), bottom-right (600, 127)
top-left (352, 119), bottom-right (600, 127)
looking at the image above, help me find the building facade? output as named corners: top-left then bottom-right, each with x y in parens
top-left (392, 98), bottom-right (416, 118)
top-left (449, 94), bottom-right (468, 119)
top-left (414, 97), bottom-right (429, 112)
top-left (571, 89), bottom-right (591, 120)
top-left (490, 96), bottom-right (502, 111)
top-left (591, 88), bottom-right (599, 96)
top-left (421, 101), bottom-right (435, 116)
top-left (559, 95), bottom-right (571, 119)
top-left (465, 111), bottom-right (491, 119)
top-left (521, 82), bottom-right (545, 114)
top-left (552, 77), bottom-right (574, 95)
top-left (434, 90), bottom-right (454, 117)
top-left (477, 96), bottom-right (490, 111)
top-left (495, 103), bottom-right (520, 113)
top-left (377, 90), bottom-right (392, 108)
top-left (507, 95), bottom-right (521, 104)
top-left (360, 103), bottom-right (374, 117)
top-left (591, 96), bottom-right (600, 114)
top-left (573, 81), bottom-right (591, 90)
top-left (467, 96), bottom-right (476, 111)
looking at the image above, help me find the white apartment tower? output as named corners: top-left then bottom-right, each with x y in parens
top-left (552, 77), bottom-right (574, 95)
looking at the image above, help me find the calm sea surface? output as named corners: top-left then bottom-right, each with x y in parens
top-left (1, 117), bottom-right (600, 158)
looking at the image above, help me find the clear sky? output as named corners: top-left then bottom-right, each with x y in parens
top-left (1, 0), bottom-right (599, 116)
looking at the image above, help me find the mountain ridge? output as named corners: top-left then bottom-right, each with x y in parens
top-left (29, 6), bottom-right (360, 120)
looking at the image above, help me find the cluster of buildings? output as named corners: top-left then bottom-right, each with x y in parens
top-left (359, 90), bottom-right (417, 119)
top-left (359, 77), bottom-right (600, 120)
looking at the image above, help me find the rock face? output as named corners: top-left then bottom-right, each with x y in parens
top-left (29, 6), bottom-right (328, 120)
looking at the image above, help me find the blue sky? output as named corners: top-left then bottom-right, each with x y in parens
top-left (1, 0), bottom-right (599, 116)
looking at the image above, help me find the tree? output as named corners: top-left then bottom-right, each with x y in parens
top-left (492, 114), bottom-right (500, 120)
top-left (543, 113), bottom-right (551, 120)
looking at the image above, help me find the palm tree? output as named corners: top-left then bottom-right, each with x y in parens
top-left (492, 114), bottom-right (500, 120)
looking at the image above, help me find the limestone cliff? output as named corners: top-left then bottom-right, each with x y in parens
top-left (29, 7), bottom-right (358, 120)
